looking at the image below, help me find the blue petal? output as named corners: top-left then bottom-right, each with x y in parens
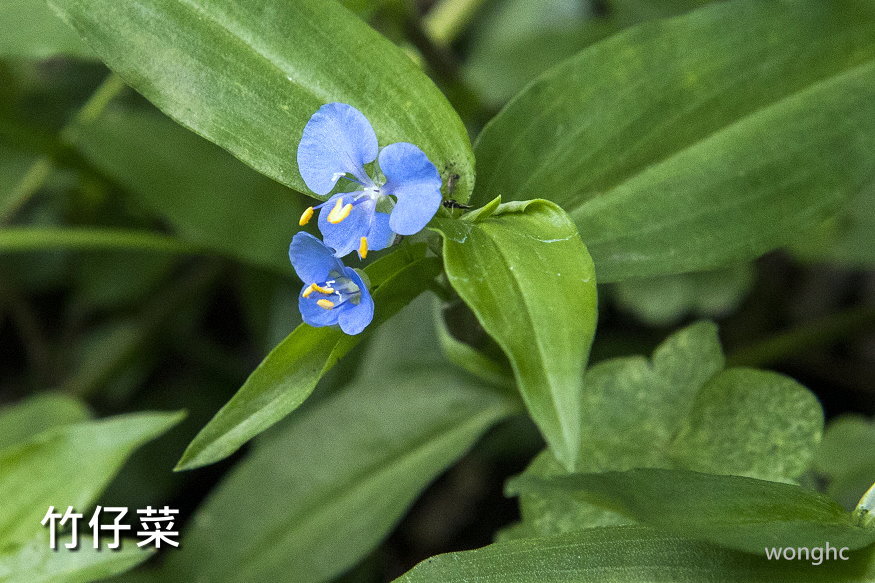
top-left (336, 268), bottom-right (374, 335)
top-left (297, 103), bottom-right (378, 195)
top-left (318, 193), bottom-right (375, 258)
top-left (378, 142), bottom-right (442, 236)
top-left (298, 291), bottom-right (341, 328)
top-left (366, 211), bottom-right (395, 252)
top-left (289, 232), bottom-right (344, 284)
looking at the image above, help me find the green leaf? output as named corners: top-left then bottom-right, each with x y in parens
top-left (0, 227), bottom-right (200, 255)
top-left (792, 181), bottom-right (875, 268)
top-left (815, 415), bottom-right (875, 510)
top-left (514, 322), bottom-right (824, 537)
top-left (473, 0), bottom-right (875, 281)
top-left (177, 245), bottom-right (442, 470)
top-left (511, 469), bottom-right (875, 554)
top-left (612, 263), bottom-right (754, 327)
top-left (0, 0), bottom-right (93, 59)
top-left (0, 411), bottom-right (183, 547)
top-left (0, 393), bottom-right (91, 451)
top-left (465, 0), bottom-right (711, 106)
top-left (0, 533), bottom-right (152, 583)
top-left (48, 0), bottom-right (474, 202)
top-left (395, 525), bottom-right (875, 582)
top-left (164, 368), bottom-right (514, 583)
top-left (70, 105), bottom-right (308, 273)
top-left (433, 200), bottom-right (598, 470)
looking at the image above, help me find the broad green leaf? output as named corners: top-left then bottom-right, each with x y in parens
top-left (0, 533), bottom-right (151, 583)
top-left (815, 416), bottom-right (875, 510)
top-left (792, 181), bottom-right (875, 268)
top-left (465, 0), bottom-right (710, 106)
top-left (71, 105), bottom-right (307, 273)
top-left (0, 227), bottom-right (199, 255)
top-left (511, 469), bottom-right (875, 554)
top-left (515, 322), bottom-right (823, 537)
top-left (0, 411), bottom-right (183, 547)
top-left (0, 0), bottom-right (92, 59)
top-left (177, 245), bottom-right (442, 470)
top-left (612, 263), bottom-right (754, 326)
top-left (433, 199), bottom-right (597, 470)
top-left (473, 0), bottom-right (875, 281)
top-left (0, 393), bottom-right (90, 451)
top-left (48, 0), bottom-right (475, 202)
top-left (395, 525), bottom-right (875, 583)
top-left (164, 369), bottom-right (514, 583)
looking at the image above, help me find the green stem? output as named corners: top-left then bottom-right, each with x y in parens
top-left (0, 73), bottom-right (126, 224)
top-left (727, 303), bottom-right (875, 367)
top-left (423, 0), bottom-right (488, 46)
top-left (0, 157), bottom-right (53, 224)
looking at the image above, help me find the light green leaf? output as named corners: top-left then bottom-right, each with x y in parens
top-left (0, 393), bottom-right (91, 451)
top-left (815, 415), bottom-right (875, 510)
top-left (0, 0), bottom-right (93, 59)
top-left (433, 200), bottom-right (597, 470)
top-left (473, 0), bottom-right (875, 281)
top-left (395, 525), bottom-right (875, 582)
top-left (48, 0), bottom-right (474, 202)
top-left (612, 263), bottom-right (754, 326)
top-left (0, 533), bottom-right (152, 583)
top-left (0, 227), bottom-right (199, 255)
top-left (510, 469), bottom-right (875, 554)
top-left (515, 322), bottom-right (823, 537)
top-left (0, 411), bottom-right (183, 547)
top-left (177, 245), bottom-right (442, 470)
top-left (164, 369), bottom-right (514, 583)
top-left (70, 105), bottom-right (307, 273)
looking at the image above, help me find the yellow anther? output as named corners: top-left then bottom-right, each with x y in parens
top-left (317, 299), bottom-right (335, 310)
top-left (298, 206), bottom-right (314, 226)
top-left (327, 197), bottom-right (353, 224)
top-left (358, 236), bottom-right (368, 259)
top-left (301, 283), bottom-right (316, 298)
top-left (311, 283), bottom-right (335, 295)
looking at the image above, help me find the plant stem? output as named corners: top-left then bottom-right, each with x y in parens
top-left (0, 73), bottom-right (126, 224)
top-left (727, 303), bottom-right (875, 367)
top-left (423, 0), bottom-right (488, 46)
top-left (0, 157), bottom-right (53, 224)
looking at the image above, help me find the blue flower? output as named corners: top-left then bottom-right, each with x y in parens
top-left (289, 232), bottom-right (374, 335)
top-left (296, 103), bottom-right (443, 259)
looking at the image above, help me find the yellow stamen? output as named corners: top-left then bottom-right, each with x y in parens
top-left (299, 206), bottom-right (314, 226)
top-left (327, 197), bottom-right (353, 224)
top-left (358, 236), bottom-right (368, 259)
top-left (311, 283), bottom-right (334, 294)
top-left (317, 299), bottom-right (335, 310)
top-left (301, 283), bottom-right (316, 298)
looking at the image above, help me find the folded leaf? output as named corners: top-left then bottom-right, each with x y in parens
top-left (177, 245), bottom-right (442, 470)
top-left (474, 0), bottom-right (875, 281)
top-left (433, 200), bottom-right (597, 470)
top-left (510, 469), bottom-right (875, 554)
top-left (48, 0), bottom-right (474, 201)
